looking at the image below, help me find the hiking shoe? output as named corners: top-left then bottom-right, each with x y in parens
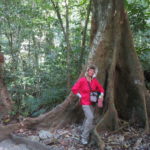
top-left (81, 138), bottom-right (88, 145)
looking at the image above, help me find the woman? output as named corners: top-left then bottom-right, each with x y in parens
top-left (71, 65), bottom-right (104, 145)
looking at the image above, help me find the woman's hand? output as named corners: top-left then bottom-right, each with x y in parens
top-left (76, 93), bottom-right (82, 98)
top-left (98, 97), bottom-right (103, 108)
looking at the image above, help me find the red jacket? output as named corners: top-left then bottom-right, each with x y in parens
top-left (72, 77), bottom-right (104, 105)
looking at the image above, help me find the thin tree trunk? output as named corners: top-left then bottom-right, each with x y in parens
top-left (4, 1), bottom-right (18, 71)
top-left (51, 0), bottom-right (72, 90)
top-left (79, 0), bottom-right (92, 71)
top-left (65, 0), bottom-right (71, 90)
top-left (32, 34), bottom-right (39, 74)
top-left (0, 50), bottom-right (12, 114)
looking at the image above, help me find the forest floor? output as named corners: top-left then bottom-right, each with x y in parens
top-left (0, 123), bottom-right (150, 150)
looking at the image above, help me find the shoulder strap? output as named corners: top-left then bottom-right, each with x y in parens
top-left (87, 81), bottom-right (92, 92)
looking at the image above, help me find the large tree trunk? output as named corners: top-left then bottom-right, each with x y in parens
top-left (0, 0), bottom-right (149, 148)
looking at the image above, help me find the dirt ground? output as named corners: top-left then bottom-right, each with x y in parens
top-left (0, 124), bottom-right (149, 150)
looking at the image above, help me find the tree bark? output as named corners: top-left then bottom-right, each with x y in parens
top-left (0, 0), bottom-right (149, 148)
top-left (0, 51), bottom-right (13, 116)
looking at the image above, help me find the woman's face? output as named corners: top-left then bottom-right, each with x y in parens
top-left (87, 69), bottom-right (95, 77)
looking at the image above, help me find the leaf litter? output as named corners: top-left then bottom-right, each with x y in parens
top-left (0, 123), bottom-right (149, 150)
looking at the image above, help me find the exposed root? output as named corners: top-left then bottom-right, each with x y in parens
top-left (109, 120), bottom-right (129, 135)
top-left (93, 124), bottom-right (105, 150)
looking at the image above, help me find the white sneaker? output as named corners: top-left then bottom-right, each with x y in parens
top-left (81, 138), bottom-right (88, 145)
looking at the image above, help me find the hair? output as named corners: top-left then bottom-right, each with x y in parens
top-left (87, 65), bottom-right (96, 71)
